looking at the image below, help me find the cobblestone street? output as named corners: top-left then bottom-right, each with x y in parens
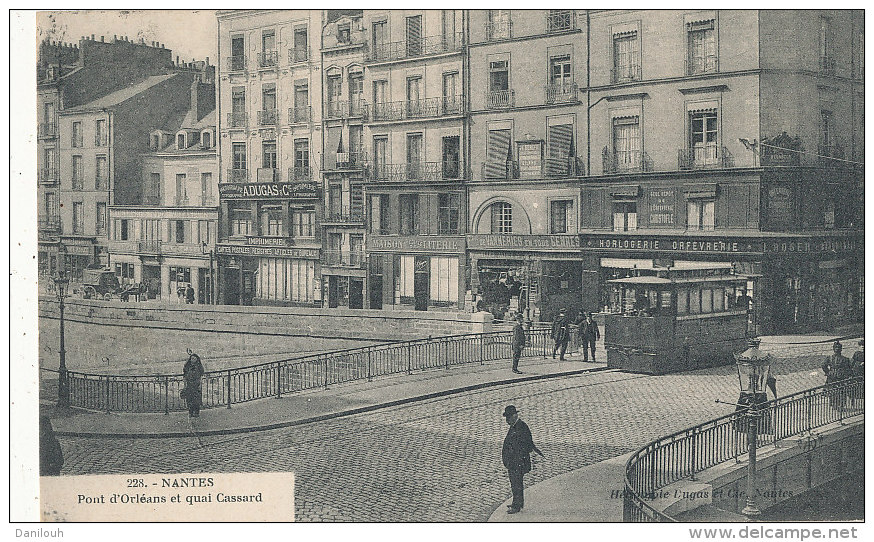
top-left (55, 346), bottom-right (839, 522)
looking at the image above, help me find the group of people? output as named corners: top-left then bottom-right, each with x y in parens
top-left (509, 309), bottom-right (601, 374)
top-left (821, 339), bottom-right (864, 410)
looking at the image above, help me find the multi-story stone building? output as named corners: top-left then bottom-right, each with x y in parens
top-left (37, 35), bottom-right (174, 278)
top-left (106, 71), bottom-right (218, 303)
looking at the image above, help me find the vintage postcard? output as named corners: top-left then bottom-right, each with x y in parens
top-left (9, 6), bottom-right (866, 537)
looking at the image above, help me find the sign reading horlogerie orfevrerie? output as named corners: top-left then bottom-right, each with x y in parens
top-left (219, 182), bottom-right (318, 200)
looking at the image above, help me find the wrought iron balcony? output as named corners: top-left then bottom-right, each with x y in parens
top-left (332, 151), bottom-right (368, 170)
top-left (227, 112), bottom-right (247, 128)
top-left (370, 95), bottom-right (464, 121)
top-left (175, 197), bottom-right (190, 206)
top-left (38, 167), bottom-right (59, 182)
top-left (323, 250), bottom-right (366, 269)
top-left (137, 240), bottom-right (162, 254)
top-left (288, 166), bottom-right (312, 181)
top-left (257, 167), bottom-right (280, 182)
top-left (678, 146), bottom-right (734, 170)
top-left (324, 206), bottom-right (365, 224)
top-left (485, 20), bottom-right (512, 41)
top-left (326, 99), bottom-right (367, 119)
top-left (288, 48), bottom-right (309, 64)
top-left (686, 55), bottom-right (719, 75)
top-left (95, 134), bottom-right (108, 146)
top-left (481, 161), bottom-right (519, 181)
top-left (482, 156), bottom-right (583, 180)
top-left (227, 56), bottom-right (246, 72)
top-left (258, 50), bottom-right (278, 68)
top-left (602, 147), bottom-right (653, 174)
top-left (545, 82), bottom-right (579, 104)
top-left (486, 89), bottom-right (514, 109)
top-left (367, 162), bottom-right (443, 182)
top-left (366, 32), bottom-right (464, 63)
top-left (546, 10), bottom-right (575, 33)
top-left (38, 122), bottom-right (58, 138)
top-left (38, 216), bottom-right (61, 231)
top-left (257, 109), bottom-right (278, 126)
top-left (819, 56), bottom-right (836, 76)
top-left (611, 64), bottom-right (642, 84)
top-left (289, 106), bottom-right (312, 124)
top-left (227, 168), bottom-right (248, 182)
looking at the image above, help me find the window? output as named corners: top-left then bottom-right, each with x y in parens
top-left (262, 141), bottom-right (277, 170)
top-left (261, 205), bottom-right (283, 236)
top-left (173, 220), bottom-right (186, 243)
top-left (115, 263), bottom-right (136, 282)
top-left (372, 20), bottom-right (388, 57)
top-left (487, 10), bottom-right (511, 40)
top-left (232, 142), bottom-right (247, 171)
top-left (406, 134), bottom-right (422, 177)
top-left (261, 30), bottom-right (276, 66)
top-left (485, 128), bottom-right (512, 179)
top-left (144, 173), bottom-right (160, 204)
top-left (349, 74), bottom-right (364, 112)
top-left (231, 208), bottom-right (252, 236)
top-left (406, 15), bottom-right (423, 57)
top-left (398, 255), bottom-right (416, 298)
top-left (547, 10), bottom-right (573, 33)
top-left (327, 75), bottom-right (342, 108)
top-left (117, 218), bottom-right (130, 240)
top-left (442, 72), bottom-right (459, 112)
top-left (546, 122), bottom-right (574, 177)
top-left (258, 258), bottom-right (315, 302)
top-left (820, 16), bottom-right (833, 72)
top-left (491, 201), bottom-right (512, 234)
top-left (95, 155), bottom-right (108, 189)
top-left (201, 131), bottom-right (211, 149)
top-left (689, 111), bottom-right (718, 166)
top-left (200, 173), bottom-right (213, 205)
top-left (858, 33), bottom-right (864, 79)
top-left (328, 185), bottom-right (342, 218)
top-left (294, 139), bottom-right (309, 178)
top-left (399, 194), bottom-right (419, 235)
top-left (372, 79), bottom-right (387, 105)
top-left (96, 203), bottom-right (106, 235)
top-left (442, 10), bottom-right (457, 48)
top-left (370, 194), bottom-right (390, 234)
top-left (72, 202), bottom-right (83, 234)
top-left (824, 201), bottom-right (836, 229)
top-left (44, 147), bottom-right (57, 175)
top-left (261, 84), bottom-right (277, 123)
top-left (72, 121), bottom-right (82, 147)
top-left (197, 220), bottom-right (211, 245)
top-left (613, 31), bottom-right (640, 82)
top-left (438, 193), bottom-right (460, 234)
top-left (406, 77), bottom-right (422, 115)
top-left (72, 156), bottom-right (83, 190)
top-left (489, 60), bottom-right (509, 92)
top-left (230, 36), bottom-right (245, 70)
top-left (549, 54), bottom-right (572, 89)
top-left (350, 235), bottom-right (364, 266)
top-left (820, 109), bottom-right (833, 149)
top-left (177, 134), bottom-right (185, 149)
top-left (291, 209), bottom-right (315, 237)
top-left (430, 256), bottom-right (460, 303)
top-left (293, 27), bottom-right (309, 61)
top-left (337, 23), bottom-right (350, 45)
top-left (141, 219), bottom-right (160, 241)
top-left (46, 193), bottom-right (59, 221)
top-left (687, 199), bottom-right (715, 231)
top-left (372, 137), bottom-right (388, 179)
top-left (612, 117), bottom-right (641, 171)
top-left (613, 201), bottom-right (637, 231)
top-left (231, 87), bottom-right (246, 126)
top-left (95, 119), bottom-right (107, 146)
top-left (687, 20), bottom-right (716, 74)
top-left (176, 173), bottom-right (187, 205)
top-left (442, 136), bottom-right (461, 179)
top-left (550, 200), bottom-right (572, 234)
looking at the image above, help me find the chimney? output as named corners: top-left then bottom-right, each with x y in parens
top-left (113, 34), bottom-right (117, 41)
top-left (91, 34), bottom-right (95, 41)
top-left (100, 36), bottom-right (104, 42)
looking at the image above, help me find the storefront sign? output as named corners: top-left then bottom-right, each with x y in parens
top-left (468, 234), bottom-right (580, 250)
top-left (517, 142), bottom-right (543, 179)
top-left (246, 237), bottom-right (289, 247)
top-left (766, 186), bottom-right (793, 226)
top-left (647, 188), bottom-right (676, 226)
top-left (763, 237), bottom-right (859, 254)
top-left (218, 182), bottom-right (318, 200)
top-left (582, 234), bottom-right (861, 256)
top-left (216, 244), bottom-right (319, 259)
top-left (367, 236), bottom-right (465, 253)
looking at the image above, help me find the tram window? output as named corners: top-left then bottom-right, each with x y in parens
top-left (702, 288), bottom-right (713, 313)
top-left (660, 290), bottom-right (672, 310)
top-left (689, 288), bottom-right (701, 314)
top-left (677, 288), bottom-right (689, 314)
top-left (725, 287), bottom-right (735, 309)
top-left (714, 288), bottom-right (725, 311)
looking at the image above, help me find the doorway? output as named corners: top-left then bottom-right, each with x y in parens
top-left (142, 265), bottom-right (161, 299)
top-left (224, 268), bottom-right (240, 305)
top-left (414, 256), bottom-right (429, 311)
top-left (349, 278), bottom-right (364, 309)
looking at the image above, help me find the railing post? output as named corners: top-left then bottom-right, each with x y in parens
top-left (445, 339), bottom-right (450, 370)
top-left (226, 369), bottom-right (232, 409)
top-left (104, 376), bottom-right (111, 414)
top-left (689, 427), bottom-right (698, 481)
top-left (324, 356), bottom-right (329, 390)
top-left (367, 349), bottom-right (373, 382)
top-left (407, 345), bottom-right (412, 375)
top-left (276, 362), bottom-right (282, 399)
top-left (480, 333), bottom-right (485, 365)
top-left (164, 376), bottom-right (169, 415)
top-left (839, 383), bottom-right (845, 425)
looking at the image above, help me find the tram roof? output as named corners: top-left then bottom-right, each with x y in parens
top-left (607, 274), bottom-right (753, 285)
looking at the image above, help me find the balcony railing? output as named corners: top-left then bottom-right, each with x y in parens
top-left (257, 167), bottom-right (280, 182)
top-left (602, 148), bottom-right (653, 174)
top-left (38, 216), bottom-right (61, 231)
top-left (612, 64), bottom-right (642, 83)
top-left (288, 48), bottom-right (309, 64)
top-left (289, 106), bottom-right (312, 124)
top-left (485, 20), bottom-right (512, 41)
top-left (686, 55), bottom-right (719, 75)
top-left (367, 162), bottom-right (444, 182)
top-left (227, 56), bottom-right (246, 72)
top-left (819, 56), bottom-right (836, 75)
top-left (324, 206), bottom-right (365, 224)
top-left (332, 151), bottom-right (368, 170)
top-left (818, 143), bottom-right (845, 167)
top-left (366, 32), bottom-right (464, 63)
top-left (324, 250), bottom-right (366, 269)
top-left (678, 146), bottom-right (734, 170)
top-left (546, 10), bottom-right (575, 33)
top-left (175, 197), bottom-right (190, 207)
top-left (95, 176), bottom-right (109, 190)
top-left (227, 168), bottom-right (248, 182)
top-left (257, 109), bottom-right (278, 126)
top-left (227, 112), bottom-right (247, 128)
top-left (258, 50), bottom-right (278, 68)
top-left (326, 99), bottom-right (367, 119)
top-left (482, 157), bottom-right (583, 180)
top-left (545, 82), bottom-right (579, 104)
top-left (370, 95), bottom-right (464, 121)
top-left (38, 167), bottom-right (59, 182)
top-left (95, 134), bottom-right (108, 146)
top-left (137, 240), bottom-right (162, 254)
top-left (288, 166), bottom-right (312, 181)
top-left (486, 89), bottom-right (515, 109)
top-left (38, 122), bottom-right (58, 138)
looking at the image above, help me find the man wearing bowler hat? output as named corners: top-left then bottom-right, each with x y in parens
top-left (501, 405), bottom-right (544, 514)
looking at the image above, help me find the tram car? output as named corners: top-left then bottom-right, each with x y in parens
top-left (603, 264), bottom-right (751, 374)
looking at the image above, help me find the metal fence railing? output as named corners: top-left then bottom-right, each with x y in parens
top-left (624, 376), bottom-right (864, 522)
top-left (42, 327), bottom-right (580, 414)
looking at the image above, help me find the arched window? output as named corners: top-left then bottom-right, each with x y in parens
top-left (490, 201), bottom-right (512, 233)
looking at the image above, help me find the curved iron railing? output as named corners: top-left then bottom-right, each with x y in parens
top-left (42, 327), bottom-right (580, 414)
top-left (624, 376), bottom-right (865, 522)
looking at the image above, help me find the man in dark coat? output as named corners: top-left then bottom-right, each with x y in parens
top-left (852, 339), bottom-right (864, 379)
top-left (580, 312), bottom-right (600, 362)
top-left (511, 313), bottom-right (526, 374)
top-left (822, 341), bottom-right (852, 410)
top-left (501, 405), bottom-right (544, 514)
top-left (39, 415), bottom-right (63, 476)
top-left (551, 309), bottom-right (570, 360)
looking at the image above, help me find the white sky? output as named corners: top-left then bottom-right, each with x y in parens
top-left (37, 10), bottom-right (218, 65)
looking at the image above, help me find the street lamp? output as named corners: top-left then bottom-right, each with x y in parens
top-left (53, 260), bottom-right (71, 408)
top-left (734, 338), bottom-right (773, 519)
top-left (201, 241), bottom-right (214, 304)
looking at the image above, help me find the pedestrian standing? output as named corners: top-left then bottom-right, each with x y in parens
top-left (852, 339), bottom-right (864, 378)
top-left (822, 341), bottom-right (852, 410)
top-left (185, 284), bottom-right (195, 304)
top-left (580, 313), bottom-right (600, 362)
top-left (182, 353), bottom-right (205, 418)
top-left (511, 313), bottom-right (526, 374)
top-left (501, 405), bottom-right (544, 514)
top-left (551, 309), bottom-right (570, 360)
top-left (39, 415), bottom-right (64, 476)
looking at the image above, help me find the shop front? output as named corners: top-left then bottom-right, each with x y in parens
top-left (467, 234), bottom-right (582, 322)
top-left (58, 236), bottom-right (99, 282)
top-left (216, 243), bottom-right (320, 307)
top-left (365, 235), bottom-right (467, 311)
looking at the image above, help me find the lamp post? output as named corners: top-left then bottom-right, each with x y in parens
top-left (734, 338), bottom-right (773, 519)
top-left (54, 258), bottom-right (71, 408)
top-left (201, 241), bottom-right (214, 304)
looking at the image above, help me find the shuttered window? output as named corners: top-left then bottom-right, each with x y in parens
top-left (546, 123), bottom-right (573, 177)
top-left (406, 15), bottom-right (422, 56)
top-left (485, 129), bottom-right (512, 179)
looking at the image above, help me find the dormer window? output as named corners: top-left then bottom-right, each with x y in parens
top-left (338, 23), bottom-right (351, 44)
top-left (150, 134), bottom-right (160, 151)
top-left (177, 133), bottom-right (185, 150)
top-left (201, 131), bottom-right (211, 149)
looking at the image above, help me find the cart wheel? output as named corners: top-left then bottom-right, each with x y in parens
top-left (103, 293), bottom-right (113, 301)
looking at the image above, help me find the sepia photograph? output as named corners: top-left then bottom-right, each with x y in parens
top-left (9, 5), bottom-right (866, 533)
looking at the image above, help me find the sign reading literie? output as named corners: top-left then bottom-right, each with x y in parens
top-left (41, 472), bottom-right (294, 522)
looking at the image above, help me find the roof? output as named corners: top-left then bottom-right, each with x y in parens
top-left (65, 73), bottom-right (178, 111)
top-left (607, 275), bottom-right (752, 285)
top-left (179, 108), bottom-right (216, 130)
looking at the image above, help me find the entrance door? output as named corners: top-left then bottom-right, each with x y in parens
top-left (414, 256), bottom-right (429, 311)
top-left (328, 276), bottom-right (340, 308)
top-left (198, 268), bottom-right (210, 304)
top-left (225, 268), bottom-right (240, 305)
top-left (242, 270), bottom-right (255, 305)
top-left (369, 255), bottom-right (384, 309)
top-left (142, 265), bottom-right (161, 299)
top-left (349, 279), bottom-right (364, 309)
